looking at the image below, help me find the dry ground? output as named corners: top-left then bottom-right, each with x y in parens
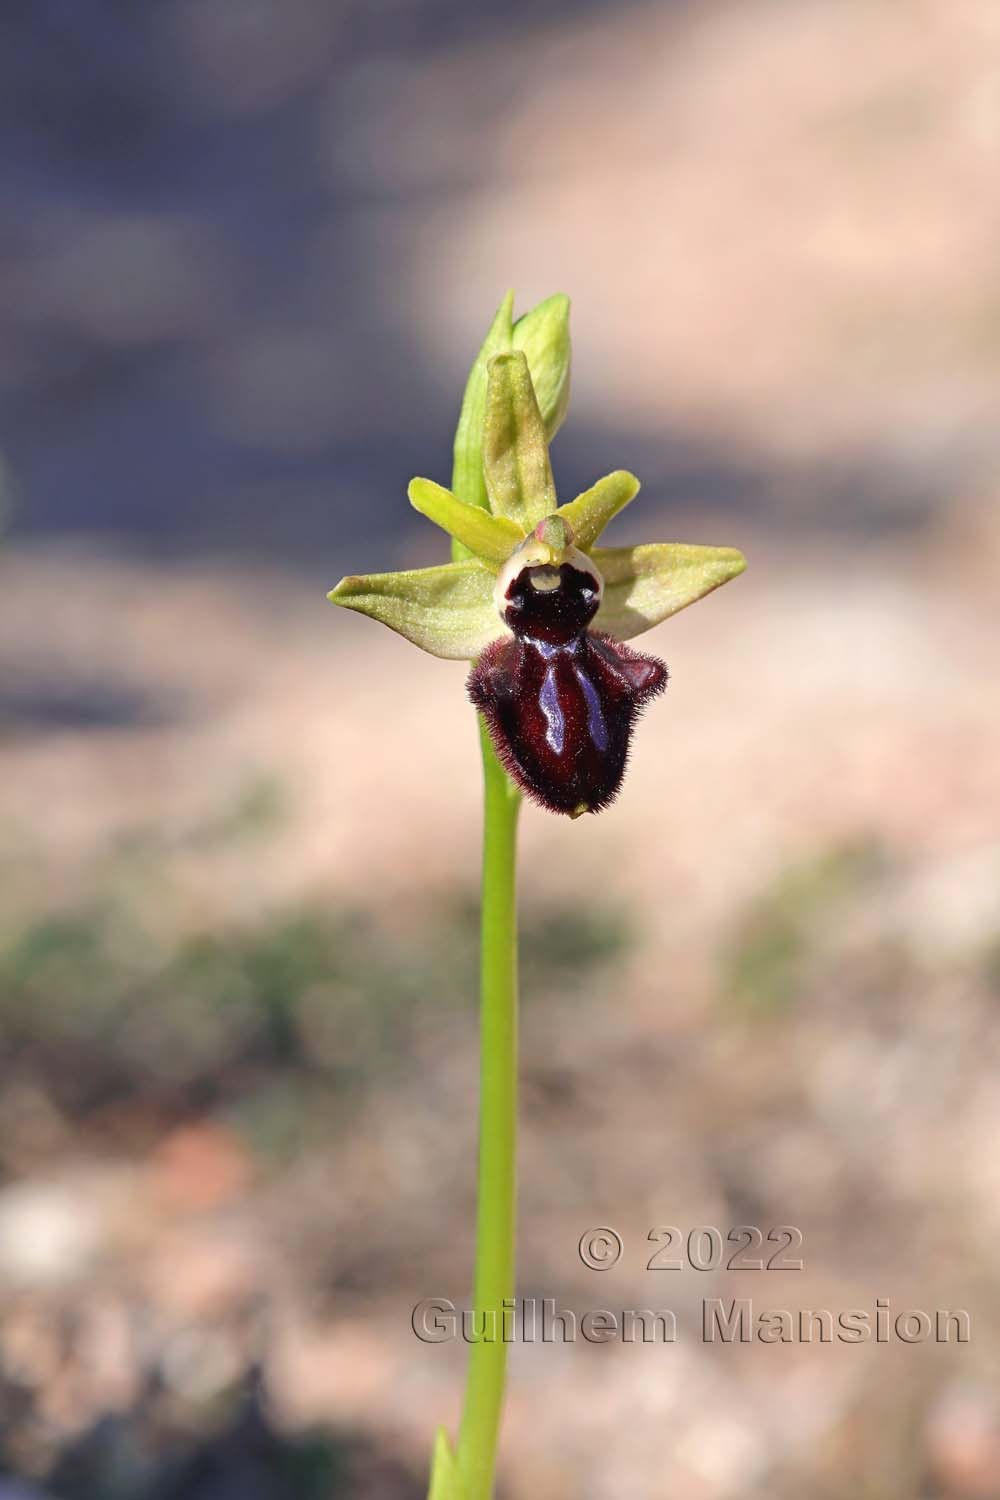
top-left (2, 524), bottom-right (999, 1498)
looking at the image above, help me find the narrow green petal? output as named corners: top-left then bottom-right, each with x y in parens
top-left (408, 477), bottom-right (523, 567)
top-left (452, 291), bottom-right (514, 521)
top-left (555, 470), bottom-right (640, 552)
top-left (328, 559), bottom-right (504, 661)
top-left (512, 293), bottom-right (571, 442)
top-left (593, 542), bottom-right (747, 639)
top-left (483, 352), bottom-right (556, 530)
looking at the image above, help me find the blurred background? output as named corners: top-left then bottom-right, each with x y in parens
top-left (2, 0), bottom-right (1000, 1496)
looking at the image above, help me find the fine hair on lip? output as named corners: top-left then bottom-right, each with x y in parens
top-left (470, 549), bottom-right (667, 815)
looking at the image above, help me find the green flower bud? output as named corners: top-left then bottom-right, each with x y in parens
top-left (449, 292), bottom-right (571, 561)
top-left (511, 292), bottom-right (571, 442)
top-left (451, 292), bottom-right (515, 519)
top-left (482, 352), bottom-right (556, 532)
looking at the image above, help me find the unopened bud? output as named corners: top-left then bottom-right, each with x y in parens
top-left (512, 293), bottom-right (571, 442)
top-left (482, 352), bottom-right (557, 532)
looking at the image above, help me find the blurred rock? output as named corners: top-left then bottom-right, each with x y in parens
top-left (149, 1124), bottom-right (254, 1214)
top-left (0, 1179), bottom-right (103, 1288)
top-left (926, 1385), bottom-right (1000, 1500)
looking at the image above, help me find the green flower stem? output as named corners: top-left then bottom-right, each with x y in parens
top-left (455, 720), bottom-right (521, 1499)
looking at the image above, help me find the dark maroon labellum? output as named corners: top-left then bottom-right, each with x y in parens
top-left (468, 556), bottom-right (667, 816)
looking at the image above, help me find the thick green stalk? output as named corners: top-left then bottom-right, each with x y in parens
top-left (455, 720), bottom-right (520, 1499)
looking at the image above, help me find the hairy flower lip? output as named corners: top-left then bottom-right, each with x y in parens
top-left (469, 619), bottom-right (668, 816)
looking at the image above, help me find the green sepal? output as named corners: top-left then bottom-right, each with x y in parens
top-left (427, 1427), bottom-right (465, 1500)
top-left (593, 542), bottom-right (747, 639)
top-left (482, 352), bottom-right (557, 530)
top-left (451, 291), bottom-right (514, 523)
top-left (328, 559), bottom-right (505, 661)
top-left (555, 470), bottom-right (640, 552)
top-left (408, 477), bottom-right (523, 566)
top-left (512, 293), bottom-right (571, 442)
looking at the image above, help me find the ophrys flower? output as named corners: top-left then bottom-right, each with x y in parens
top-left (329, 293), bottom-right (745, 815)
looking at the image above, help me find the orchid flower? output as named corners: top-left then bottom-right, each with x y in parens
top-left (329, 293), bottom-right (745, 815)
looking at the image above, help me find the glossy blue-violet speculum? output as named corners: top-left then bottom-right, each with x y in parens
top-left (469, 517), bottom-right (667, 817)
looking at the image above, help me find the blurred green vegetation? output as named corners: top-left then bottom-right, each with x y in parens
top-left (719, 836), bottom-right (895, 1019)
top-left (0, 860), bottom-right (630, 1167)
top-left (981, 934), bottom-right (1000, 998)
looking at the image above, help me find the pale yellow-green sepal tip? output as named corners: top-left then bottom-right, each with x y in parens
top-left (555, 469), bottom-right (640, 552)
top-left (594, 542), bottom-right (747, 640)
top-left (408, 477), bottom-right (523, 566)
top-left (328, 558), bottom-right (504, 661)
